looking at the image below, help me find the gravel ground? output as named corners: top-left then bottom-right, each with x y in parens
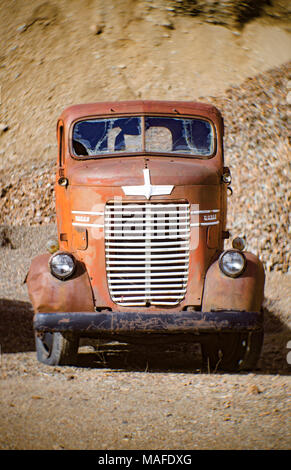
top-left (0, 359), bottom-right (290, 450)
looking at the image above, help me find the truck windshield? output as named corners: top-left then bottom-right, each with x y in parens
top-left (72, 116), bottom-right (214, 157)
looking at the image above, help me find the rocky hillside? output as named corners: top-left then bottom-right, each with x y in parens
top-left (171, 0), bottom-right (291, 28)
top-left (208, 62), bottom-right (291, 273)
top-left (0, 0), bottom-right (290, 274)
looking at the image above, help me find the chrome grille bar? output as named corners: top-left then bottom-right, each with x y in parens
top-left (105, 201), bottom-right (190, 307)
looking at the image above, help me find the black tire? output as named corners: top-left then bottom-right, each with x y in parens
top-left (35, 332), bottom-right (79, 366)
top-left (239, 330), bottom-right (264, 371)
top-left (201, 330), bottom-right (263, 372)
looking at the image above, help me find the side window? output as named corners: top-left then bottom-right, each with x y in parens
top-left (58, 122), bottom-right (64, 167)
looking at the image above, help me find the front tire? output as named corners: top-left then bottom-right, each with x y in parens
top-left (201, 331), bottom-right (263, 372)
top-left (239, 330), bottom-right (264, 371)
top-left (35, 332), bottom-right (79, 366)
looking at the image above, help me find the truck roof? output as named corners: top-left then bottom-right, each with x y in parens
top-left (58, 100), bottom-right (223, 128)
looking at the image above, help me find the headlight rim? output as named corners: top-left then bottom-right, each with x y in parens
top-left (49, 251), bottom-right (76, 280)
top-left (218, 249), bottom-right (246, 278)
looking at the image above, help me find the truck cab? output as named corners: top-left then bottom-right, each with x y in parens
top-left (26, 100), bottom-right (265, 370)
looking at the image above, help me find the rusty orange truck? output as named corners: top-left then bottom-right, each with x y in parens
top-left (26, 100), bottom-right (265, 370)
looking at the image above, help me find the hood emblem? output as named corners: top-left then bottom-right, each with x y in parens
top-left (122, 169), bottom-right (174, 200)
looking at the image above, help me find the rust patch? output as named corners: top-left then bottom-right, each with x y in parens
top-left (26, 254), bottom-right (95, 314)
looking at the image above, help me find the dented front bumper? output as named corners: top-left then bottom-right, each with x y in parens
top-left (34, 310), bottom-right (263, 335)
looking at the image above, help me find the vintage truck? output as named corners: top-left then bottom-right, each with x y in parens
top-left (26, 100), bottom-right (265, 370)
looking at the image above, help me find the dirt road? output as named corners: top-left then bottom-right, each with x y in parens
top-left (0, 352), bottom-right (290, 450)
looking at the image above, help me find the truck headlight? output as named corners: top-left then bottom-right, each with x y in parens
top-left (219, 250), bottom-right (246, 278)
top-left (49, 252), bottom-right (76, 280)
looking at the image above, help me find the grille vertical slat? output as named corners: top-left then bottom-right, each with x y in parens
top-left (105, 202), bottom-right (190, 307)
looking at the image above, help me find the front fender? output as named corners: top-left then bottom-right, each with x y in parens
top-left (202, 252), bottom-right (265, 312)
top-left (26, 253), bottom-right (95, 313)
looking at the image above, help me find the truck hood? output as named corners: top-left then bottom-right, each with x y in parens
top-left (67, 156), bottom-right (221, 186)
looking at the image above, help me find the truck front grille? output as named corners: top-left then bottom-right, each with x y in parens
top-left (105, 201), bottom-right (190, 307)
